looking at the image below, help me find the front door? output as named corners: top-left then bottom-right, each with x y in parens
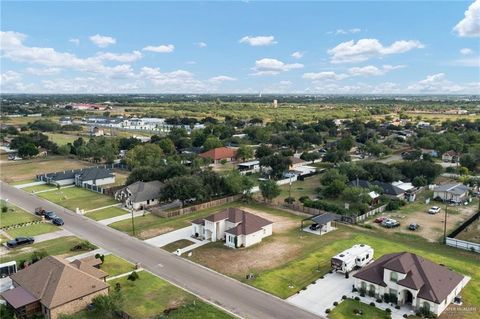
top-left (404, 290), bottom-right (413, 305)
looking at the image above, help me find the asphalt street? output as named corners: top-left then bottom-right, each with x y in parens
top-left (0, 181), bottom-right (321, 319)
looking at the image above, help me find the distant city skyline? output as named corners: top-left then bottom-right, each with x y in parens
top-left (1, 1), bottom-right (479, 94)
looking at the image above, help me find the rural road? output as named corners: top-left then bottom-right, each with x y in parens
top-left (0, 181), bottom-right (321, 319)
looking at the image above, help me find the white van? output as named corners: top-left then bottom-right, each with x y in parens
top-left (331, 244), bottom-right (374, 273)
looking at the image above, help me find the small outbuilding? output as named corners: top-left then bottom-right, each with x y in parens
top-left (301, 213), bottom-right (338, 235)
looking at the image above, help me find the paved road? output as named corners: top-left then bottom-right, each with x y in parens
top-left (0, 182), bottom-right (320, 319)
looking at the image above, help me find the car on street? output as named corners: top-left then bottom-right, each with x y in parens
top-left (309, 223), bottom-right (321, 231)
top-left (408, 223), bottom-right (420, 231)
top-left (374, 216), bottom-right (387, 223)
top-left (6, 237), bottom-right (34, 248)
top-left (428, 206), bottom-right (441, 214)
top-left (44, 211), bottom-right (57, 220)
top-left (52, 217), bottom-right (64, 226)
top-left (381, 219), bottom-right (400, 228)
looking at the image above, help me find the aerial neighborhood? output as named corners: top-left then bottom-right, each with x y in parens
top-left (1, 1), bottom-right (480, 319)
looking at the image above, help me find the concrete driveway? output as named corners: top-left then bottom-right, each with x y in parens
top-left (144, 226), bottom-right (199, 247)
top-left (288, 271), bottom-right (355, 315)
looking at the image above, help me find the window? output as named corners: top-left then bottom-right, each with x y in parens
top-left (423, 302), bottom-right (430, 311)
top-left (366, 254), bottom-right (369, 259)
top-left (390, 271), bottom-right (398, 283)
top-left (389, 289), bottom-right (397, 296)
top-left (361, 282), bottom-right (367, 289)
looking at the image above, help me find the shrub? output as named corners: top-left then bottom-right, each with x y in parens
top-left (370, 302), bottom-right (375, 307)
top-left (376, 298), bottom-right (382, 303)
top-left (284, 197), bottom-right (295, 204)
top-left (70, 240), bottom-right (96, 251)
top-left (325, 309), bottom-right (330, 314)
top-left (395, 305), bottom-right (401, 310)
top-left (354, 297), bottom-right (360, 301)
top-left (342, 295), bottom-right (347, 300)
top-left (333, 301), bottom-right (338, 306)
top-left (403, 315), bottom-right (408, 318)
top-left (127, 271), bottom-right (139, 281)
top-left (386, 308), bottom-right (391, 313)
top-left (298, 196), bottom-right (309, 203)
top-left (386, 198), bottom-right (406, 211)
top-left (352, 287), bottom-right (358, 292)
top-left (1, 206), bottom-right (8, 213)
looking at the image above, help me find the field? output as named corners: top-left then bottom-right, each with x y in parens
top-left (85, 206), bottom-right (127, 221)
top-left (0, 201), bottom-right (39, 227)
top-left (455, 216), bottom-right (480, 244)
top-left (23, 183), bottom-right (57, 193)
top-left (1, 236), bottom-right (96, 263)
top-left (99, 254), bottom-right (134, 277)
top-left (161, 239), bottom-right (196, 253)
top-left (275, 176), bottom-right (320, 203)
top-left (45, 132), bottom-right (81, 145)
top-left (328, 299), bottom-right (391, 319)
top-left (38, 187), bottom-right (117, 211)
top-left (6, 222), bottom-right (59, 238)
top-left (0, 156), bottom-right (92, 183)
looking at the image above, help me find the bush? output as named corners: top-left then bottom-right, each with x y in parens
top-left (376, 298), bottom-right (382, 303)
top-left (396, 305), bottom-right (401, 310)
top-left (342, 295), bottom-right (347, 300)
top-left (354, 297), bottom-right (360, 301)
top-left (352, 287), bottom-right (358, 292)
top-left (386, 308), bottom-right (391, 313)
top-left (284, 197), bottom-right (295, 204)
top-left (370, 302), bottom-right (375, 307)
top-left (386, 198), bottom-right (406, 211)
top-left (70, 240), bottom-right (96, 251)
top-left (298, 196), bottom-right (309, 203)
top-left (1, 206), bottom-right (8, 213)
top-left (333, 301), bottom-right (338, 306)
top-left (325, 309), bottom-right (330, 314)
top-left (403, 315), bottom-right (408, 318)
top-left (127, 271), bottom-right (139, 281)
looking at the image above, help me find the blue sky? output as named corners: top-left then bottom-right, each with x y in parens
top-left (1, 1), bottom-right (479, 94)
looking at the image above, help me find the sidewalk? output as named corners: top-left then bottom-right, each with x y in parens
top-left (106, 268), bottom-right (144, 281)
top-left (66, 248), bottom-right (110, 262)
top-left (15, 181), bottom-right (46, 189)
top-left (85, 203), bottom-right (122, 213)
top-left (144, 226), bottom-right (199, 247)
top-left (98, 210), bottom-right (147, 225)
top-left (34, 229), bottom-right (72, 243)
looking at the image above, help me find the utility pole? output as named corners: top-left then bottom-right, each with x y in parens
top-left (131, 206), bottom-right (136, 236)
top-left (444, 192), bottom-right (451, 244)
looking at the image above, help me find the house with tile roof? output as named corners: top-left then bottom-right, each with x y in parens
top-left (199, 147), bottom-right (237, 164)
top-left (353, 252), bottom-right (469, 316)
top-left (1, 256), bottom-right (109, 319)
top-left (115, 180), bottom-right (165, 210)
top-left (37, 166), bottom-right (115, 187)
top-left (191, 208), bottom-right (273, 248)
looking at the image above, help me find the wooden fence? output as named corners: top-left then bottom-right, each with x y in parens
top-left (151, 195), bottom-right (242, 218)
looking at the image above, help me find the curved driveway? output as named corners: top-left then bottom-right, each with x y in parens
top-left (0, 181), bottom-right (320, 319)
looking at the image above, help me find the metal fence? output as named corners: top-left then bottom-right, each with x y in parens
top-left (445, 211), bottom-right (480, 253)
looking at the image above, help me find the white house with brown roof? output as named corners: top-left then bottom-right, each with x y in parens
top-left (1, 256), bottom-right (109, 319)
top-left (191, 208), bottom-right (273, 248)
top-left (353, 252), bottom-right (469, 317)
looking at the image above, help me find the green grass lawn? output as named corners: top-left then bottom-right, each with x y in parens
top-left (1, 236), bottom-right (96, 264)
top-left (38, 187), bottom-right (117, 211)
top-left (328, 299), bottom-right (391, 319)
top-left (161, 239), bottom-right (195, 253)
top-left (277, 176), bottom-right (320, 202)
top-left (6, 222), bottom-right (59, 238)
top-left (85, 206), bottom-right (127, 221)
top-left (0, 202), bottom-right (39, 227)
top-left (23, 183), bottom-right (57, 193)
top-left (109, 271), bottom-right (233, 319)
top-left (100, 255), bottom-right (134, 277)
top-left (45, 132), bottom-right (80, 145)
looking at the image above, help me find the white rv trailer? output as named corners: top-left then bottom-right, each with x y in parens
top-left (331, 244), bottom-right (374, 273)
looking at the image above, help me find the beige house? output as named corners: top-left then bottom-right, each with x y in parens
top-left (192, 208), bottom-right (273, 248)
top-left (353, 252), bottom-right (468, 317)
top-left (1, 256), bottom-right (109, 319)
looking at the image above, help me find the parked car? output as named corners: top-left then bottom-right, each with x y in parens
top-left (6, 237), bottom-right (34, 248)
top-left (374, 216), bottom-right (387, 223)
top-left (428, 206), bottom-right (441, 214)
top-left (52, 217), bottom-right (64, 226)
top-left (382, 219), bottom-right (400, 228)
top-left (44, 211), bottom-right (57, 220)
top-left (35, 207), bottom-right (46, 216)
top-left (408, 223), bottom-right (420, 231)
top-left (309, 223), bottom-right (321, 231)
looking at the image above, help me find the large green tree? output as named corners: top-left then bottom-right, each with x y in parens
top-left (125, 144), bottom-right (164, 168)
top-left (259, 180), bottom-right (281, 202)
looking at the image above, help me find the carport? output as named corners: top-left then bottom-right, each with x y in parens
top-left (301, 213), bottom-right (338, 235)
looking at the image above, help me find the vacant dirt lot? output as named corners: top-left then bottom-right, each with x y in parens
top-left (186, 207), bottom-right (303, 277)
top-left (455, 217), bottom-right (480, 244)
top-left (368, 202), bottom-right (478, 242)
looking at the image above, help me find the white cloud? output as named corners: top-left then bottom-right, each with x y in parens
top-left (25, 67), bottom-right (61, 76)
top-left (453, 56), bottom-right (480, 67)
top-left (291, 51), bottom-right (304, 59)
top-left (89, 34), bottom-right (116, 48)
top-left (328, 38), bottom-right (425, 63)
top-left (302, 71), bottom-right (349, 81)
top-left (0, 71), bottom-right (31, 92)
top-left (348, 64), bottom-right (404, 76)
top-left (251, 58), bottom-right (303, 75)
top-left (69, 38), bottom-right (80, 45)
top-left (328, 28), bottom-right (362, 35)
top-left (239, 35), bottom-right (277, 46)
top-left (196, 42), bottom-right (207, 48)
top-left (406, 73), bottom-right (480, 93)
top-left (209, 75), bottom-right (237, 83)
top-left (453, 0), bottom-right (480, 37)
top-left (460, 48), bottom-right (473, 55)
top-left (142, 44), bottom-right (175, 53)
top-left (96, 51), bottom-right (143, 62)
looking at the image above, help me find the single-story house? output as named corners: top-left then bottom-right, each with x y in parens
top-left (237, 160), bottom-right (260, 175)
top-left (191, 207), bottom-right (273, 248)
top-left (353, 252), bottom-right (469, 317)
top-left (289, 156), bottom-right (306, 169)
top-left (199, 147), bottom-right (237, 164)
top-left (349, 180), bottom-right (406, 199)
top-left (1, 256), bottom-right (109, 319)
top-left (368, 191), bottom-right (381, 205)
top-left (37, 167), bottom-right (115, 187)
top-left (115, 180), bottom-right (164, 210)
top-left (442, 150), bottom-right (460, 163)
top-left (433, 183), bottom-right (470, 203)
top-left (58, 117), bottom-right (72, 126)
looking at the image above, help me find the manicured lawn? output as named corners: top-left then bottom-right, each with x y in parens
top-left (85, 207), bottom-right (127, 221)
top-left (100, 255), bottom-right (134, 277)
top-left (1, 236), bottom-right (96, 264)
top-left (0, 156), bottom-right (92, 184)
top-left (6, 222), bottom-right (59, 238)
top-left (23, 183), bottom-right (57, 193)
top-left (328, 299), bottom-right (391, 319)
top-left (38, 187), bottom-right (117, 211)
top-left (0, 202), bottom-right (39, 227)
top-left (161, 239), bottom-right (195, 253)
top-left (109, 271), bottom-right (233, 318)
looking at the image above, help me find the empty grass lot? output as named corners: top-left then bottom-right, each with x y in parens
top-left (0, 201), bottom-right (39, 227)
top-left (99, 255), bottom-right (134, 277)
top-left (38, 187), bottom-right (117, 211)
top-left (45, 132), bottom-right (81, 145)
top-left (6, 222), bottom-right (59, 238)
top-left (1, 236), bottom-right (96, 264)
top-left (328, 299), bottom-right (391, 319)
top-left (161, 239), bottom-right (195, 253)
top-left (22, 183), bottom-right (57, 193)
top-left (85, 206), bottom-right (127, 221)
